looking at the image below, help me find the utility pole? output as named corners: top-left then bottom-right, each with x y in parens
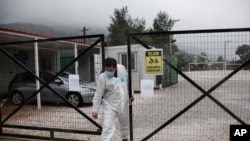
top-left (224, 40), bottom-right (231, 62)
top-left (81, 27), bottom-right (89, 43)
top-left (224, 40), bottom-right (231, 70)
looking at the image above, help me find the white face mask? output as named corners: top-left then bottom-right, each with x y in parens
top-left (105, 71), bottom-right (114, 78)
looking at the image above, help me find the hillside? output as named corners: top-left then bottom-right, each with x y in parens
top-left (0, 23), bottom-right (108, 37)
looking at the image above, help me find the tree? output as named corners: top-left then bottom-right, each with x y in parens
top-left (199, 52), bottom-right (208, 62)
top-left (217, 55), bottom-right (224, 62)
top-left (107, 6), bottom-right (145, 46)
top-left (198, 52), bottom-right (208, 69)
top-left (152, 11), bottom-right (172, 31)
top-left (149, 11), bottom-right (179, 54)
top-left (235, 44), bottom-right (250, 63)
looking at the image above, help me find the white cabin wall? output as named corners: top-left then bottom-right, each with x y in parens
top-left (105, 45), bottom-right (157, 92)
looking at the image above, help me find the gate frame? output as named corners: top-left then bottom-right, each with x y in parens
top-left (0, 34), bottom-right (105, 140)
top-left (127, 28), bottom-right (250, 141)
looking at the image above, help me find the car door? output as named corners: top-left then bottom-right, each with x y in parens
top-left (20, 73), bottom-right (37, 101)
top-left (40, 72), bottom-right (66, 103)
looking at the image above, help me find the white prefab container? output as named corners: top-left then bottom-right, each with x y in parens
top-left (105, 44), bottom-right (157, 92)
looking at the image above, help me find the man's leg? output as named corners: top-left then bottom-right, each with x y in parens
top-left (101, 107), bottom-right (117, 141)
top-left (118, 105), bottom-right (129, 140)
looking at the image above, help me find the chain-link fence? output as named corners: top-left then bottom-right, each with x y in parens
top-left (1, 28), bottom-right (250, 141)
top-left (0, 34), bottom-right (104, 140)
top-left (125, 28), bottom-right (250, 141)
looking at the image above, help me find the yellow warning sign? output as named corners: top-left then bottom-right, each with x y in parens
top-left (145, 49), bottom-right (163, 75)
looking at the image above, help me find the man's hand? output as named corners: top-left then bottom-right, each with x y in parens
top-left (129, 96), bottom-right (134, 105)
top-left (92, 112), bottom-right (98, 119)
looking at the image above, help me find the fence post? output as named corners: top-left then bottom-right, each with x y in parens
top-left (127, 34), bottom-right (133, 141)
top-left (0, 99), bottom-right (7, 134)
top-left (0, 103), bottom-right (2, 134)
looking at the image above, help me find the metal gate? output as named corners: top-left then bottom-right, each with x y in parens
top-left (127, 28), bottom-right (250, 141)
top-left (1, 28), bottom-right (250, 141)
top-left (0, 34), bottom-right (105, 140)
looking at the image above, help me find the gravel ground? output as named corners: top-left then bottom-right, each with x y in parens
top-left (1, 70), bottom-right (250, 141)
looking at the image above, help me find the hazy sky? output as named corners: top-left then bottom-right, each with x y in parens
top-left (0, 0), bottom-right (250, 31)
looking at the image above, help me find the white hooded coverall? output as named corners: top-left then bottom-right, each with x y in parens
top-left (92, 64), bottom-right (132, 141)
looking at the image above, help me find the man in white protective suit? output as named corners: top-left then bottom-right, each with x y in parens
top-left (92, 57), bottom-right (134, 141)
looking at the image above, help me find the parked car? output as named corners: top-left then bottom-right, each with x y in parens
top-left (8, 71), bottom-right (96, 107)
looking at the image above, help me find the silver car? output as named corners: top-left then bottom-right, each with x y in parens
top-left (8, 72), bottom-right (95, 107)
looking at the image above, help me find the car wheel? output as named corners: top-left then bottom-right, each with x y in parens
top-left (67, 93), bottom-right (82, 107)
top-left (12, 92), bottom-right (24, 105)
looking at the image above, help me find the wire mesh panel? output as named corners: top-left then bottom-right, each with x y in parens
top-left (1, 29), bottom-right (250, 141)
top-left (0, 35), bottom-right (104, 140)
top-left (129, 29), bottom-right (250, 141)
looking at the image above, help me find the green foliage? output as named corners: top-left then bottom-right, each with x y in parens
top-left (217, 55), bottom-right (224, 62)
top-left (107, 6), bottom-right (145, 46)
top-left (148, 11), bottom-right (179, 55)
top-left (235, 44), bottom-right (250, 63)
top-left (199, 52), bottom-right (208, 62)
top-left (153, 11), bottom-right (172, 31)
